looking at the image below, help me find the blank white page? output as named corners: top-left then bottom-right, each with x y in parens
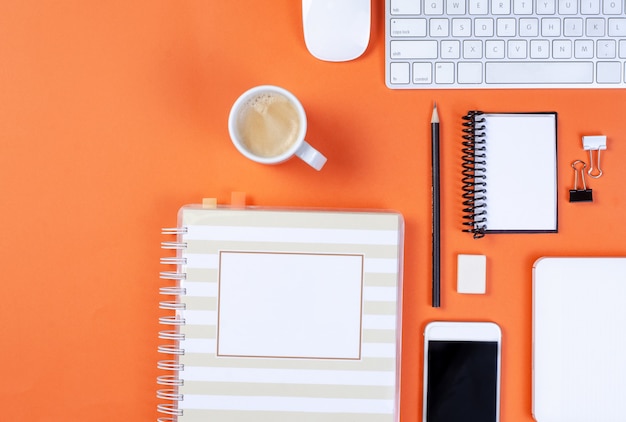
top-left (533, 257), bottom-right (626, 422)
top-left (478, 113), bottom-right (557, 232)
top-left (217, 251), bottom-right (364, 359)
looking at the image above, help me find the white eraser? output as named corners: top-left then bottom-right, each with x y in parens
top-left (457, 254), bottom-right (487, 294)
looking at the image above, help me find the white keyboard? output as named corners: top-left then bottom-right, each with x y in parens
top-left (386, 0), bottom-right (626, 88)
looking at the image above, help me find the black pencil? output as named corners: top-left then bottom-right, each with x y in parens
top-left (431, 103), bottom-right (441, 308)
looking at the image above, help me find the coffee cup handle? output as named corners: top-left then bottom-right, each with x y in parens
top-left (295, 141), bottom-right (327, 171)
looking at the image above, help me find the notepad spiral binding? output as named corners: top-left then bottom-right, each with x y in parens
top-left (157, 227), bottom-right (188, 422)
top-left (461, 110), bottom-right (488, 239)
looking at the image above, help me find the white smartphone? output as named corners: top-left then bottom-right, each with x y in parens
top-left (422, 321), bottom-right (502, 422)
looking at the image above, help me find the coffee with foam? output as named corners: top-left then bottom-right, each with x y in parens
top-left (229, 85), bottom-right (326, 170)
top-left (237, 93), bottom-right (301, 158)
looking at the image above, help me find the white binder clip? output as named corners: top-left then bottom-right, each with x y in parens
top-left (582, 135), bottom-right (607, 178)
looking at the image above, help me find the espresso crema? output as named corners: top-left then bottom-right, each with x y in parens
top-left (238, 93), bottom-right (301, 158)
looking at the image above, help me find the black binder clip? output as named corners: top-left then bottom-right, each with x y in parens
top-left (569, 160), bottom-right (593, 202)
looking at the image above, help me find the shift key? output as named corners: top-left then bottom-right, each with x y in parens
top-left (390, 41), bottom-right (438, 59)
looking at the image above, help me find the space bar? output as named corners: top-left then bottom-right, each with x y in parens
top-left (486, 62), bottom-right (593, 84)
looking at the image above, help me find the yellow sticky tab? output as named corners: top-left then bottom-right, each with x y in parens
top-left (202, 198), bottom-right (217, 209)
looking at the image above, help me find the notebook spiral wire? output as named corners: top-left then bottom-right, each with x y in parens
top-left (157, 227), bottom-right (188, 421)
top-left (461, 111), bottom-right (487, 239)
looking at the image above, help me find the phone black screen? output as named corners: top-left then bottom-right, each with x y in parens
top-left (426, 340), bottom-right (498, 422)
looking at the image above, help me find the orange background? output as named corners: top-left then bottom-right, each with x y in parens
top-left (1, 1), bottom-right (625, 421)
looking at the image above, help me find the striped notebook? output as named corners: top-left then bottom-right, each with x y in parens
top-left (158, 204), bottom-right (404, 422)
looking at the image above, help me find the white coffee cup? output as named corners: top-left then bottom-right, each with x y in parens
top-left (228, 85), bottom-right (327, 171)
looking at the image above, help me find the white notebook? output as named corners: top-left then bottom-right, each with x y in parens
top-left (533, 257), bottom-right (626, 422)
top-left (158, 204), bottom-right (404, 422)
top-left (462, 112), bottom-right (558, 238)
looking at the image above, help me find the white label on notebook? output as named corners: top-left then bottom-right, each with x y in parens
top-left (217, 251), bottom-right (364, 359)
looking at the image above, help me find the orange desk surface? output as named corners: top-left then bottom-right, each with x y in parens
top-left (1, 1), bottom-right (625, 421)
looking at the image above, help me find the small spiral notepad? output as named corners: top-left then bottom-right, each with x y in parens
top-left (461, 111), bottom-right (558, 238)
top-left (157, 203), bottom-right (404, 422)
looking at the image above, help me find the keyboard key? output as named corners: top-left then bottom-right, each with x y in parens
top-left (559, 0), bottom-right (578, 13)
top-left (390, 0), bottom-right (421, 15)
top-left (469, 0), bottom-right (489, 14)
top-left (597, 61), bottom-right (621, 82)
top-left (458, 62), bottom-right (484, 83)
top-left (425, 0), bottom-right (445, 14)
top-left (435, 62), bottom-right (455, 83)
top-left (390, 40), bottom-right (438, 59)
top-left (537, 0), bottom-right (557, 14)
top-left (497, 18), bottom-right (517, 36)
top-left (413, 63), bottom-right (433, 83)
top-left (508, 40), bottom-right (528, 58)
top-left (486, 40), bottom-right (506, 58)
top-left (620, 40), bottom-right (626, 58)
top-left (447, 0), bottom-right (467, 14)
top-left (608, 18), bottom-right (626, 36)
top-left (390, 19), bottom-right (427, 37)
top-left (492, 0), bottom-right (512, 14)
top-left (564, 18), bottom-right (584, 36)
top-left (475, 18), bottom-right (495, 36)
top-left (441, 40), bottom-right (462, 58)
top-left (597, 39), bottom-right (617, 58)
top-left (390, 62), bottom-right (410, 84)
top-left (575, 39), bottom-right (594, 58)
top-left (520, 18), bottom-right (540, 36)
top-left (581, 0), bottom-right (601, 13)
top-left (485, 62), bottom-right (594, 83)
top-left (603, 0), bottom-right (622, 13)
top-left (542, 18), bottom-right (562, 36)
top-left (514, 0), bottom-right (534, 14)
top-left (452, 18), bottom-right (472, 36)
top-left (464, 40), bottom-right (484, 58)
top-left (430, 18), bottom-right (450, 36)
top-left (553, 39), bottom-right (573, 58)
top-left (530, 39), bottom-right (551, 58)
top-left (586, 18), bottom-right (605, 36)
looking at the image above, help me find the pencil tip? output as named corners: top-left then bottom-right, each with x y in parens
top-left (431, 102), bottom-right (439, 123)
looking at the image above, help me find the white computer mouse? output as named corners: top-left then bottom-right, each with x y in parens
top-left (302, 0), bottom-right (371, 62)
